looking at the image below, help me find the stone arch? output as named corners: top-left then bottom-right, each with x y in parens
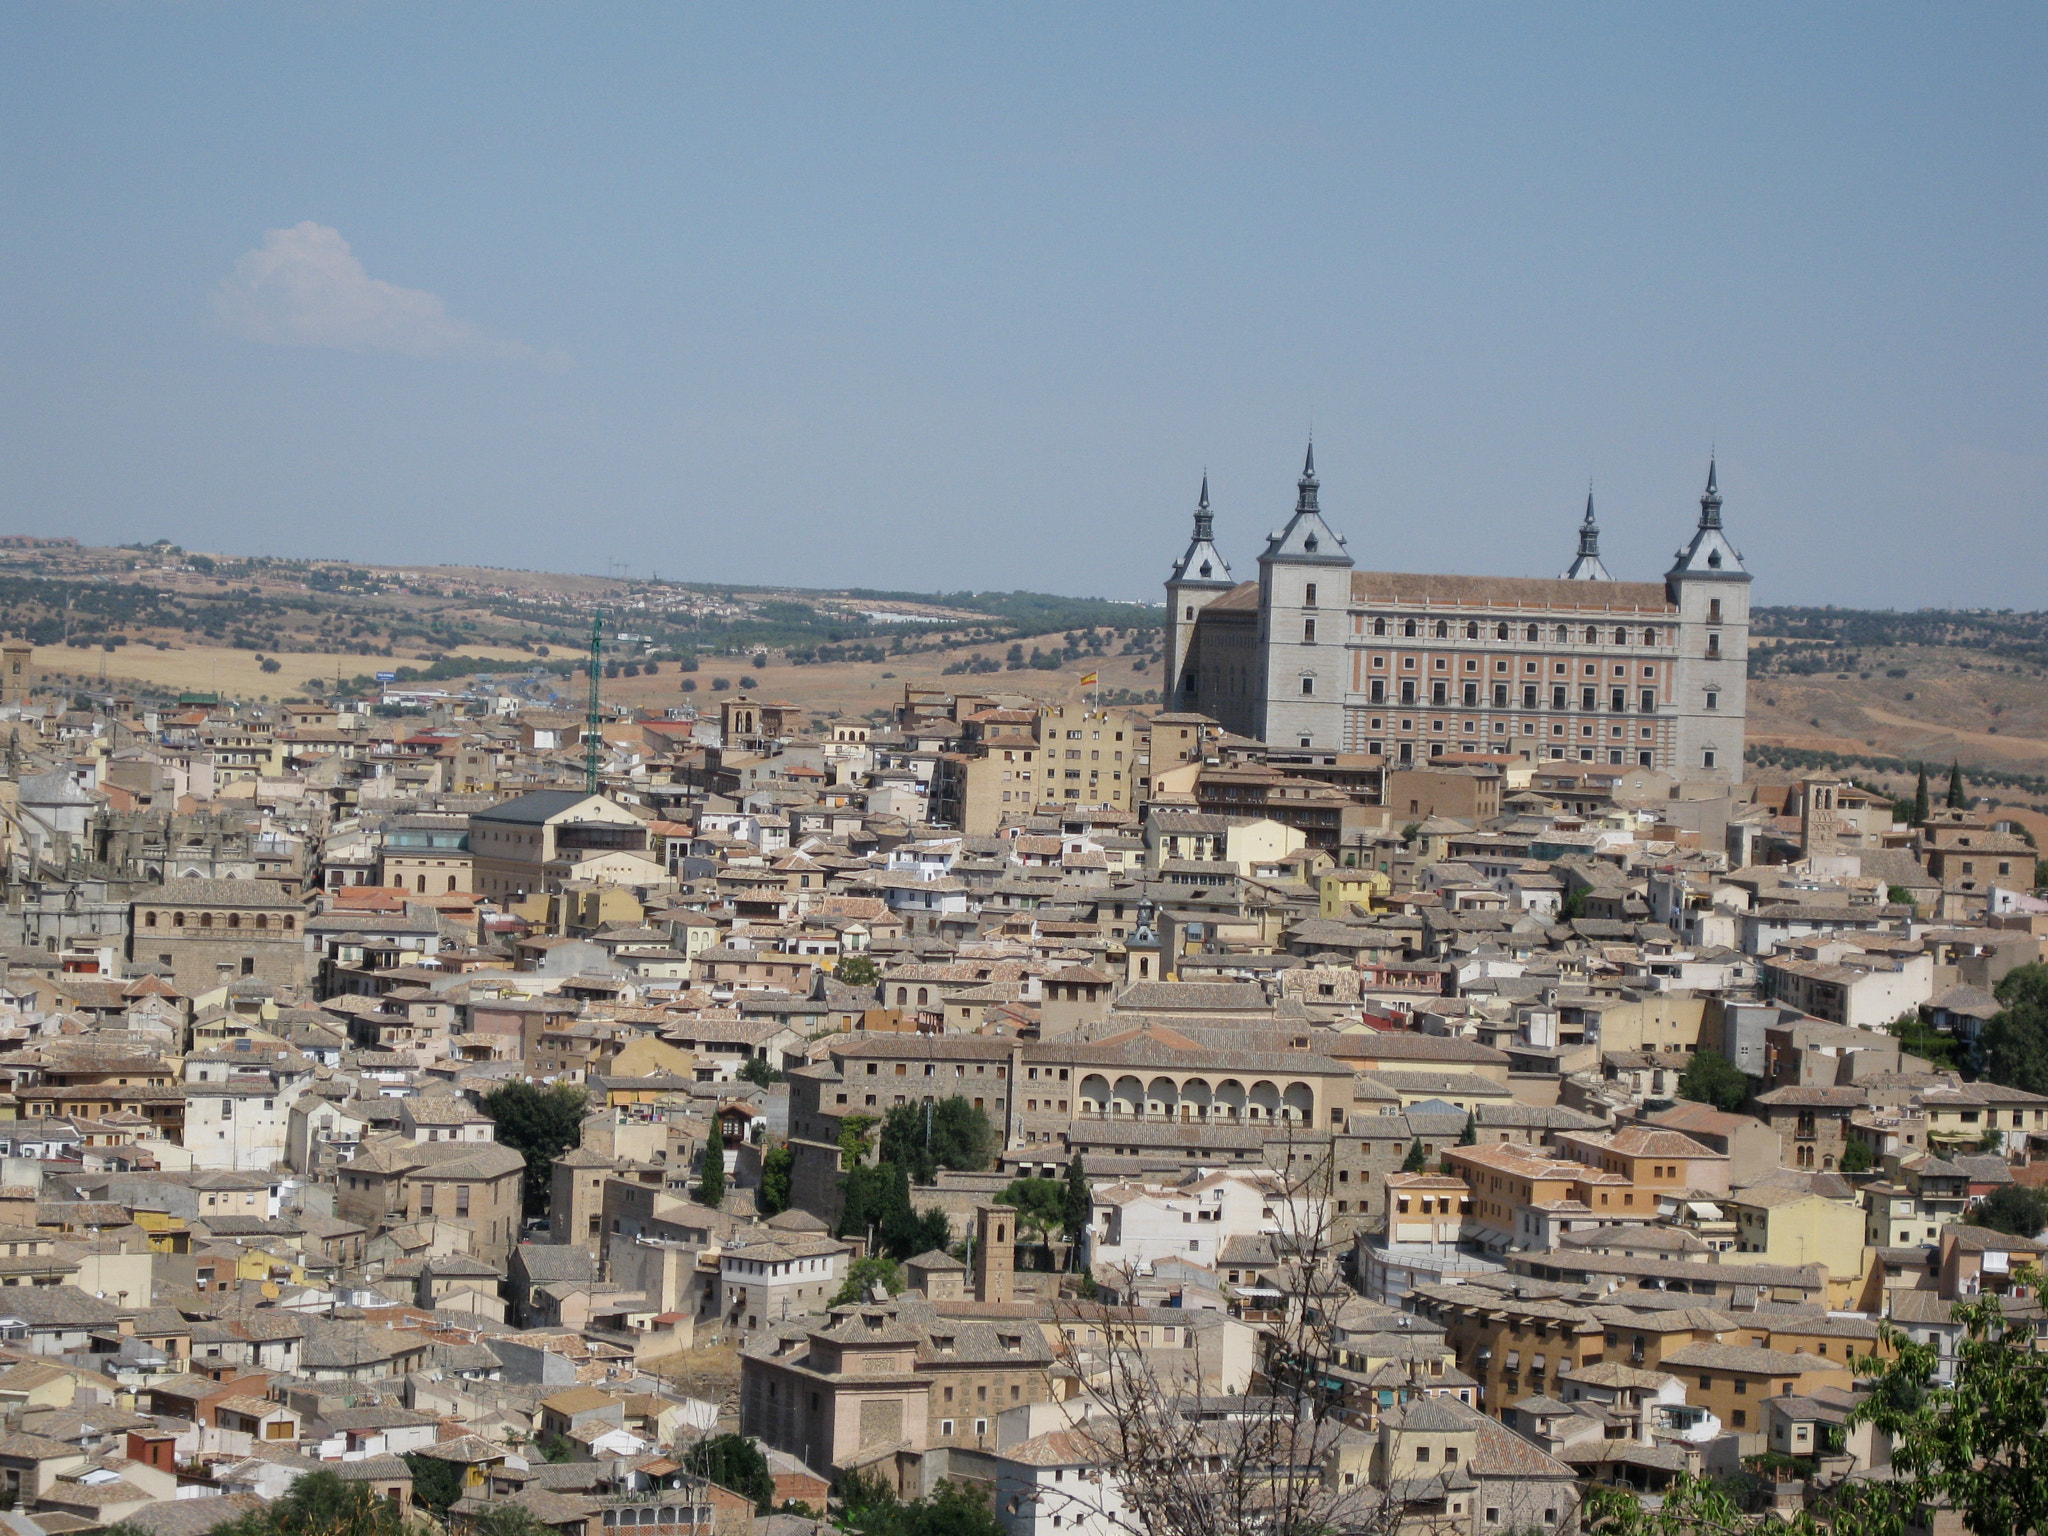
top-left (1180, 1078), bottom-right (1213, 1121)
top-left (172, 912), bottom-right (184, 928)
top-left (1464, 621), bottom-right (1479, 639)
top-left (1584, 625), bottom-right (1599, 643)
top-left (200, 912), bottom-right (213, 930)
top-left (228, 913), bottom-right (240, 930)
top-left (1214, 1079), bottom-right (1246, 1120)
top-left (1079, 1074), bottom-right (1110, 1116)
top-left (1282, 1082), bottom-right (1315, 1122)
top-left (1248, 1080), bottom-right (1281, 1120)
top-left (1146, 1077), bottom-right (1179, 1119)
top-left (1433, 620), bottom-right (1449, 639)
top-left (1402, 619), bottom-right (1417, 638)
top-left (1112, 1075), bottom-right (1144, 1117)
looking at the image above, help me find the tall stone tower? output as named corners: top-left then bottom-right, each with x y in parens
top-left (1164, 474), bottom-right (1236, 711)
top-left (972, 1202), bottom-right (1014, 1305)
top-left (0, 642), bottom-right (32, 710)
top-left (1254, 444), bottom-right (1353, 750)
top-left (1664, 459), bottom-right (1752, 785)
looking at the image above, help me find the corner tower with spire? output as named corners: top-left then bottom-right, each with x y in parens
top-left (1664, 457), bottom-right (1752, 783)
top-left (1254, 442), bottom-right (1353, 750)
top-left (1562, 491), bottom-right (1612, 580)
top-left (1165, 474), bottom-right (1240, 713)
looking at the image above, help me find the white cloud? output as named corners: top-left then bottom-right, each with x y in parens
top-left (212, 221), bottom-right (564, 365)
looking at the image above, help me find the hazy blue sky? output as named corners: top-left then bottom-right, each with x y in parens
top-left (3, 6), bottom-right (2042, 607)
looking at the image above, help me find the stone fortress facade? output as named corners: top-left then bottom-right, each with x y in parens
top-left (1165, 447), bottom-right (1752, 783)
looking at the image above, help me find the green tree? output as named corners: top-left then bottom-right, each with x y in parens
top-left (537, 1430), bottom-right (575, 1463)
top-left (401, 1453), bottom-right (465, 1515)
top-left (997, 1177), bottom-right (1067, 1253)
top-left (880, 1097), bottom-right (996, 1183)
top-left (682, 1433), bottom-right (776, 1513)
top-left (1982, 964), bottom-right (2048, 1094)
top-left (698, 1144), bottom-right (726, 1208)
top-left (1590, 1273), bottom-right (2048, 1536)
top-left (1458, 1110), bottom-right (1477, 1145)
top-left (1678, 1047), bottom-right (1753, 1113)
top-left (836, 1471), bottom-right (1004, 1536)
top-left (1888, 1009), bottom-right (1962, 1072)
top-left (216, 1470), bottom-right (408, 1536)
top-left (1061, 1156), bottom-right (1092, 1246)
top-left (737, 1055), bottom-right (783, 1087)
top-left (1557, 885), bottom-right (1587, 922)
top-left (1947, 760), bottom-right (1968, 809)
top-left (1840, 1137), bottom-right (1874, 1174)
top-left (1911, 763), bottom-right (1930, 827)
top-left (481, 1081), bottom-right (590, 1217)
top-left (758, 1143), bottom-right (793, 1215)
top-left (1401, 1139), bottom-right (1427, 1173)
top-left (834, 955), bottom-right (880, 987)
top-left (883, 1201), bottom-right (951, 1261)
top-left (1969, 1184), bottom-right (2048, 1238)
top-left (829, 1254), bottom-right (904, 1305)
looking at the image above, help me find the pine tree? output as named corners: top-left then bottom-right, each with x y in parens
top-left (1911, 765), bottom-right (1930, 827)
top-left (698, 1142), bottom-right (726, 1208)
top-left (1948, 760), bottom-right (1967, 809)
top-left (1402, 1139), bottom-right (1428, 1173)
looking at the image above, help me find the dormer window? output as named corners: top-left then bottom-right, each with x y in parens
top-left (864, 1313), bottom-right (885, 1330)
top-left (1303, 534), bottom-right (1318, 552)
top-left (1708, 550), bottom-right (1722, 568)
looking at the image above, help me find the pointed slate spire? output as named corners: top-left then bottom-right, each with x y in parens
top-left (1170, 471), bottom-right (1233, 587)
top-left (1699, 456), bottom-right (1723, 529)
top-left (1295, 439), bottom-right (1320, 516)
top-left (1564, 488), bottom-right (1612, 580)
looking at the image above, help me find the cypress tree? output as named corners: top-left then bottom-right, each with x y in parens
top-left (1911, 766), bottom-right (1930, 827)
top-left (1061, 1156), bottom-right (1091, 1245)
top-left (1459, 1111), bottom-right (1477, 1146)
top-left (1402, 1138), bottom-right (1428, 1173)
top-left (1947, 761), bottom-right (1967, 810)
top-left (698, 1142), bottom-right (725, 1208)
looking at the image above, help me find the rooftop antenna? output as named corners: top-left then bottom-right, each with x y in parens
top-left (585, 611), bottom-right (604, 795)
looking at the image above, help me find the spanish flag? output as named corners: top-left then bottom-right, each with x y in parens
top-left (1079, 672), bottom-right (1098, 687)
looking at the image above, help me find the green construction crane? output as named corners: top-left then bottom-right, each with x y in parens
top-left (585, 612), bottom-right (604, 794)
